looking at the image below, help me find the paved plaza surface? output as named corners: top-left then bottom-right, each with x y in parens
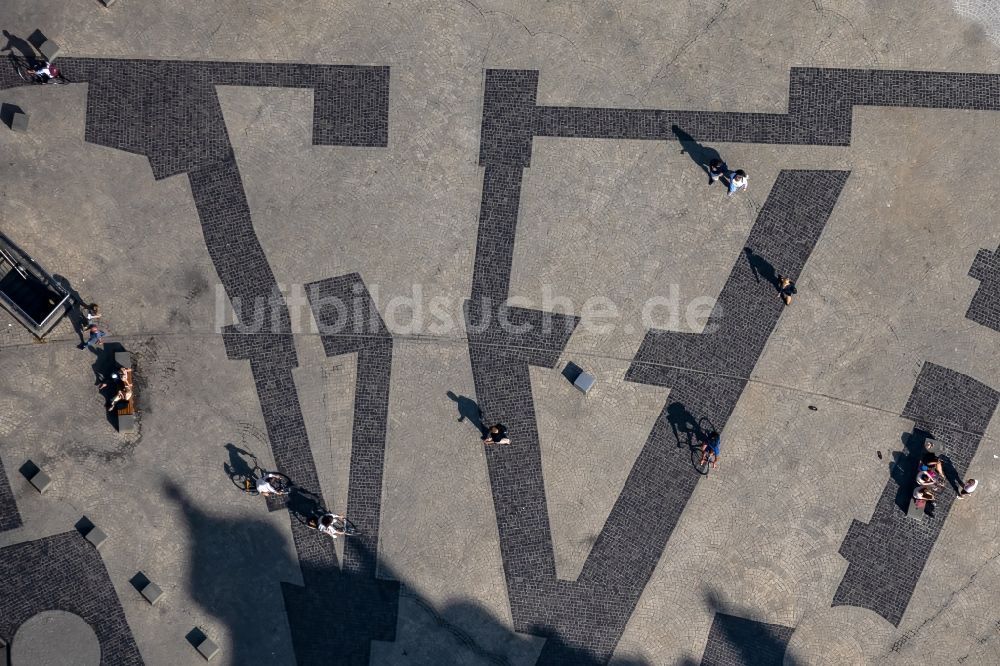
top-left (2, 1), bottom-right (1000, 664)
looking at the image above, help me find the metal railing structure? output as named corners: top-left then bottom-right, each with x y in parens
top-left (0, 232), bottom-right (72, 338)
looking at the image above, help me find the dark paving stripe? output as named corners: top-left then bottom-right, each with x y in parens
top-left (306, 274), bottom-right (393, 579)
top-left (0, 456), bottom-right (23, 533)
top-left (534, 68), bottom-right (1000, 146)
top-left (833, 362), bottom-right (999, 626)
top-left (699, 613), bottom-right (794, 666)
top-left (0, 532), bottom-right (143, 664)
top-left (73, 56), bottom-right (394, 665)
top-left (967, 247), bottom-right (1000, 332)
top-left (469, 66), bottom-right (850, 663)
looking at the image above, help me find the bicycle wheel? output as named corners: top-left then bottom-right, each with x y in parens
top-left (231, 473), bottom-right (259, 495)
top-left (692, 446), bottom-right (710, 475)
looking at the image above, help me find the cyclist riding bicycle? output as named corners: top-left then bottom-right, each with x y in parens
top-left (308, 512), bottom-right (348, 539)
top-left (699, 431), bottom-right (721, 469)
top-left (255, 472), bottom-right (290, 497)
top-left (27, 61), bottom-right (60, 83)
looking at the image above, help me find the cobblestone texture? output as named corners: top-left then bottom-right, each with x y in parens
top-left (0, 456), bottom-right (21, 532)
top-left (7, 50), bottom-right (1000, 664)
top-left (833, 362), bottom-right (999, 626)
top-left (0, 532), bottom-right (143, 665)
top-left (468, 69), bottom-right (849, 664)
top-left (58, 56), bottom-right (394, 665)
top-left (699, 613), bottom-right (794, 666)
top-left (534, 68), bottom-right (1000, 147)
top-left (967, 246), bottom-right (1000, 332)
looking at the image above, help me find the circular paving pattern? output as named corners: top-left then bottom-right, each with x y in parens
top-left (12, 610), bottom-right (101, 666)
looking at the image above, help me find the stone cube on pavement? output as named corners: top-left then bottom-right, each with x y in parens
top-left (100, 0), bottom-right (117, 6)
top-left (118, 413), bottom-right (136, 433)
top-left (10, 112), bottom-right (28, 133)
top-left (38, 39), bottom-right (60, 61)
top-left (84, 525), bottom-right (108, 549)
top-left (28, 469), bottom-right (51, 493)
top-left (140, 581), bottom-right (164, 605)
top-left (573, 371), bottom-right (596, 394)
top-left (195, 634), bottom-right (220, 661)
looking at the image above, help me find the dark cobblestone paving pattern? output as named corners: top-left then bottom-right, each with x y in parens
top-left (5, 54), bottom-right (1000, 664)
top-left (0, 456), bottom-right (22, 532)
top-left (967, 246), bottom-right (1000, 332)
top-left (469, 69), bottom-right (849, 664)
top-left (0, 532), bottom-right (143, 665)
top-left (699, 613), bottom-right (794, 666)
top-left (834, 362), bottom-right (999, 626)
top-left (469, 64), bottom-right (1000, 663)
top-left (53, 56), bottom-right (394, 665)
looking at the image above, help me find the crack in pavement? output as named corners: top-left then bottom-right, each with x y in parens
top-left (886, 548), bottom-right (1000, 656)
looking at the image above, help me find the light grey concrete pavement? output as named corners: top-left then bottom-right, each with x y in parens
top-left (1, 2), bottom-right (1000, 665)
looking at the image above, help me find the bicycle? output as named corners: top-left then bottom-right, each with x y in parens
top-left (12, 56), bottom-right (69, 85)
top-left (306, 511), bottom-right (358, 539)
top-left (229, 451), bottom-right (292, 497)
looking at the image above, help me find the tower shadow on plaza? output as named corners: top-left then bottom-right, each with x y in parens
top-left (165, 476), bottom-right (666, 665)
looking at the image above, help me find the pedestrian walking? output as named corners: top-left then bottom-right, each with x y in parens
top-left (79, 324), bottom-right (106, 350)
top-left (777, 276), bottom-right (796, 306)
top-left (955, 478), bottom-right (979, 499)
top-left (727, 169), bottom-right (748, 196)
top-left (708, 158), bottom-right (727, 184)
top-left (80, 302), bottom-right (101, 329)
top-left (483, 423), bottom-right (510, 445)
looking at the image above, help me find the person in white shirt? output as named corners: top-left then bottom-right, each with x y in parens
top-left (80, 302), bottom-right (101, 329)
top-left (255, 473), bottom-right (289, 497)
top-left (29, 61), bottom-right (60, 83)
top-left (955, 478), bottom-right (979, 499)
top-left (727, 169), bottom-right (748, 197)
top-left (311, 512), bottom-right (346, 538)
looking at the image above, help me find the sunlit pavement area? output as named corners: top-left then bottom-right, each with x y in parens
top-left (2, 1), bottom-right (1000, 664)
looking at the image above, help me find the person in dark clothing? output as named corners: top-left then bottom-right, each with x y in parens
top-left (483, 423), bottom-right (510, 445)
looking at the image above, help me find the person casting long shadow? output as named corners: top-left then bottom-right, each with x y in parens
top-left (672, 125), bottom-right (724, 183)
top-left (223, 443), bottom-right (257, 484)
top-left (666, 402), bottom-right (702, 448)
top-left (447, 390), bottom-right (486, 435)
top-left (744, 247), bottom-right (780, 289)
top-left (1, 31), bottom-right (39, 66)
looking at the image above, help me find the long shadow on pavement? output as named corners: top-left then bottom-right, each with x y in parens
top-left (166, 477), bottom-right (656, 665)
